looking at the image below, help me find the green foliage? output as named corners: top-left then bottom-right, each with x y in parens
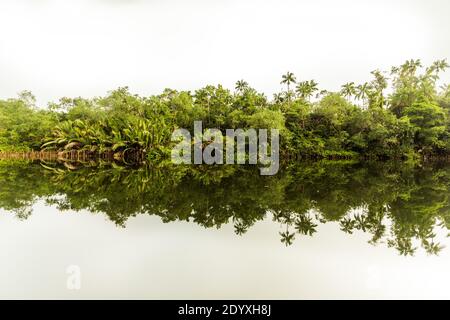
top-left (0, 160), bottom-right (448, 255)
top-left (404, 101), bottom-right (447, 154)
top-left (0, 92), bottom-right (58, 151)
top-left (0, 59), bottom-right (448, 158)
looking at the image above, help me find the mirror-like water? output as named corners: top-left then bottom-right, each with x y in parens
top-left (0, 160), bottom-right (449, 299)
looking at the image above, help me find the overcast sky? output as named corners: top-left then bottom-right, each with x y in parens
top-left (0, 0), bottom-right (449, 106)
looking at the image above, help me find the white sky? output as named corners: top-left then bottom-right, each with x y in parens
top-left (0, 0), bottom-right (449, 106)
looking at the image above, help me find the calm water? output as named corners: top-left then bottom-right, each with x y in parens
top-left (0, 160), bottom-right (449, 299)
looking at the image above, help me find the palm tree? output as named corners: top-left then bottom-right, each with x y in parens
top-left (235, 80), bottom-right (249, 94)
top-left (284, 91), bottom-right (295, 103)
top-left (401, 59), bottom-right (422, 76)
top-left (234, 221), bottom-right (248, 235)
top-left (356, 82), bottom-right (370, 107)
top-left (294, 215), bottom-right (317, 236)
top-left (370, 70), bottom-right (388, 108)
top-left (273, 93), bottom-right (285, 104)
top-left (296, 81), bottom-right (309, 99)
top-left (309, 80), bottom-right (319, 95)
top-left (441, 84), bottom-right (450, 99)
top-left (316, 89), bottom-right (328, 99)
top-left (340, 82), bottom-right (356, 100)
top-left (423, 241), bottom-right (444, 255)
top-left (433, 59), bottom-right (449, 74)
top-left (279, 230), bottom-right (295, 246)
top-left (426, 59), bottom-right (450, 83)
top-left (353, 214), bottom-right (368, 232)
top-left (296, 80), bottom-right (319, 101)
top-left (340, 218), bottom-right (356, 234)
top-left (281, 72), bottom-right (296, 104)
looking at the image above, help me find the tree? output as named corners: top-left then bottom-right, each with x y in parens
top-left (429, 59), bottom-right (449, 75)
top-left (0, 94), bottom-right (58, 151)
top-left (355, 82), bottom-right (371, 108)
top-left (389, 59), bottom-right (423, 117)
top-left (389, 59), bottom-right (449, 117)
top-left (0, 58), bottom-right (448, 160)
top-left (340, 82), bottom-right (356, 100)
top-left (194, 85), bottom-right (233, 129)
top-left (403, 101), bottom-right (447, 154)
top-left (369, 70), bottom-right (388, 109)
top-left (296, 80), bottom-right (319, 101)
top-left (281, 72), bottom-right (296, 104)
top-left (273, 93), bottom-right (285, 104)
top-left (235, 80), bottom-right (249, 94)
top-left (247, 109), bottom-right (286, 132)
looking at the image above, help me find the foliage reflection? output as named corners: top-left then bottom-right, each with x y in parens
top-left (0, 160), bottom-right (449, 255)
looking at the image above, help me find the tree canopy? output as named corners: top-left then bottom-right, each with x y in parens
top-left (0, 59), bottom-right (448, 160)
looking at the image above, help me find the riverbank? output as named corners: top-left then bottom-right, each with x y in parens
top-left (0, 150), bottom-right (146, 163)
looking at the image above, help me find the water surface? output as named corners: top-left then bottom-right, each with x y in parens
top-left (0, 160), bottom-right (449, 299)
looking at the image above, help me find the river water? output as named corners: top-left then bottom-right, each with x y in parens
top-left (0, 160), bottom-right (449, 299)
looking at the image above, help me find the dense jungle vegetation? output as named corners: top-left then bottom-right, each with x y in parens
top-left (0, 59), bottom-right (449, 160)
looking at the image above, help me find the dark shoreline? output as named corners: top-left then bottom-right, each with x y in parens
top-left (0, 150), bottom-right (449, 166)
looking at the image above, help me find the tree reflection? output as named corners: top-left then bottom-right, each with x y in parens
top-left (0, 159), bottom-right (449, 255)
